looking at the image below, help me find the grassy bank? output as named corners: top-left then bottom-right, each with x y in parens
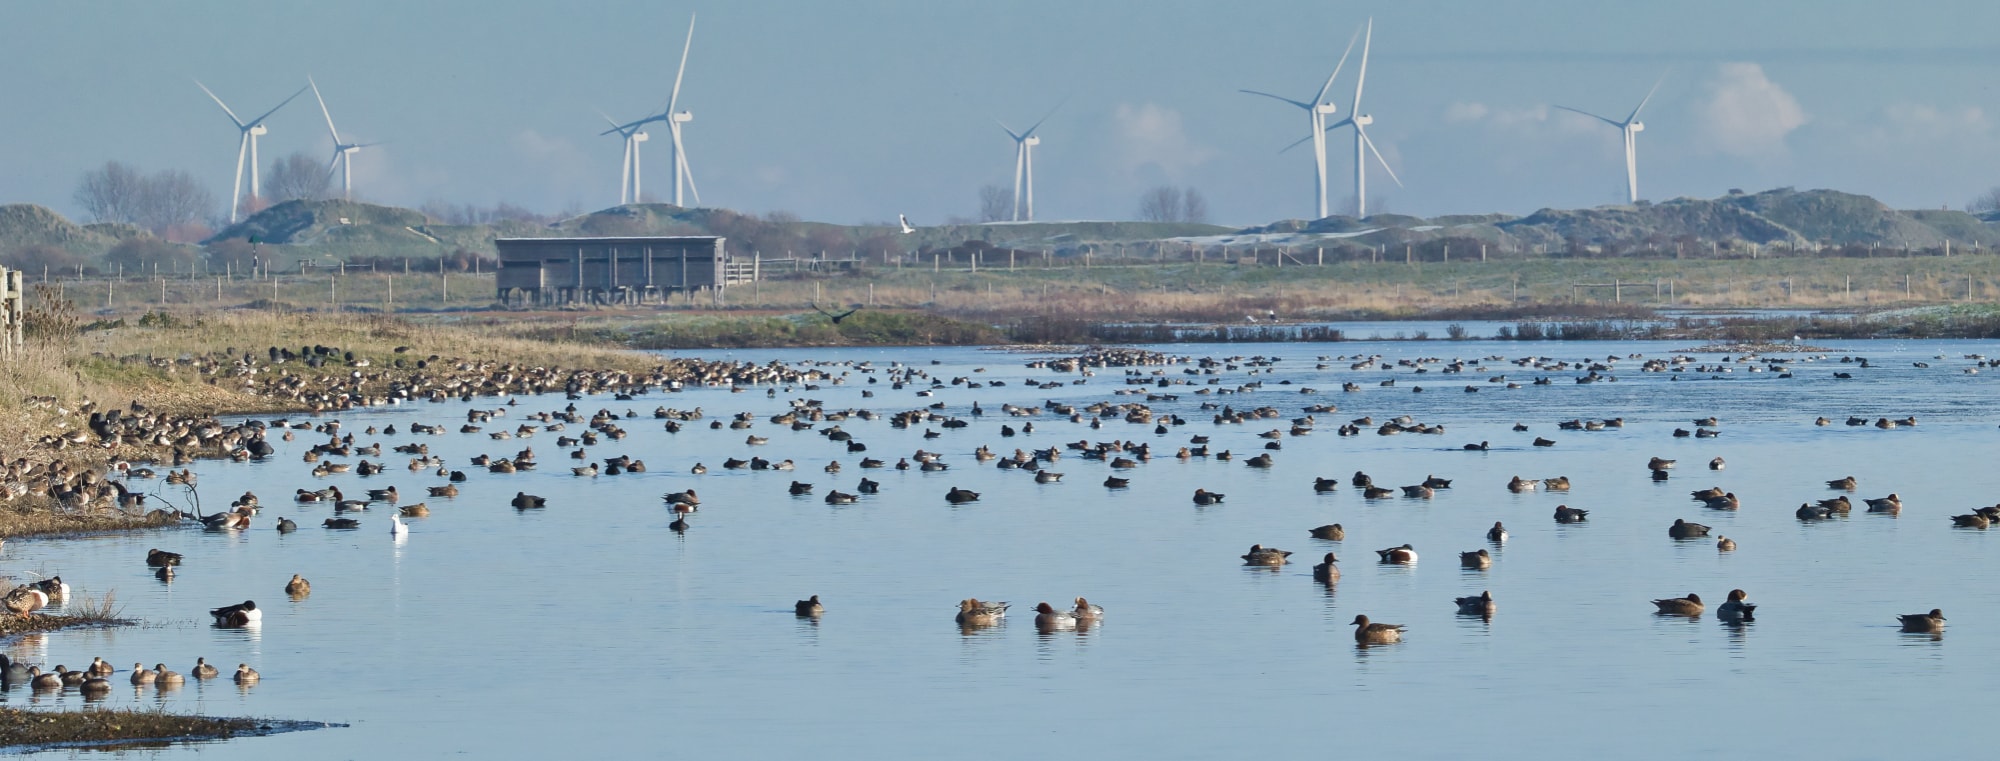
top-left (0, 707), bottom-right (317, 751)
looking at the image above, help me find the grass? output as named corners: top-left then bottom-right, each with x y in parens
top-left (0, 706), bottom-right (325, 751)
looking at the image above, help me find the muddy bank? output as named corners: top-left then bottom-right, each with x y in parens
top-left (0, 708), bottom-right (336, 752)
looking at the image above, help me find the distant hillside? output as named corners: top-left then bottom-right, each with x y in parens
top-left (0, 204), bottom-right (126, 253)
top-left (1220, 189), bottom-right (2000, 252)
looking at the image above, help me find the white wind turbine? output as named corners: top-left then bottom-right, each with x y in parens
top-left (1244, 28), bottom-right (1359, 220)
top-left (196, 80), bottom-right (308, 223)
top-left (308, 77), bottom-right (378, 201)
top-left (998, 101), bottom-right (1062, 221)
top-left (601, 113), bottom-right (650, 205)
top-left (1554, 74), bottom-right (1665, 204)
top-left (1326, 18), bottom-right (1401, 219)
top-left (603, 13), bottom-right (700, 207)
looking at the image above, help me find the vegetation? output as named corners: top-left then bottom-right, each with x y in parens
top-left (0, 707), bottom-right (308, 751)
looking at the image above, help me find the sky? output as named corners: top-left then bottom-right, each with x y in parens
top-left (3, 1), bottom-right (1998, 227)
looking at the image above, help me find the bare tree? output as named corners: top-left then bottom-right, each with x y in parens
top-left (1182, 188), bottom-right (1209, 225)
top-left (265, 151), bottom-right (332, 204)
top-left (978, 184), bottom-right (1012, 222)
top-left (135, 169), bottom-right (217, 236)
top-left (74, 161), bottom-right (147, 224)
top-left (1137, 185), bottom-right (1184, 222)
top-left (1968, 186), bottom-right (2000, 214)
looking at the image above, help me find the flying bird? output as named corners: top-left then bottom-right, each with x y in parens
top-left (812, 303), bottom-right (861, 324)
top-left (899, 214), bottom-right (916, 234)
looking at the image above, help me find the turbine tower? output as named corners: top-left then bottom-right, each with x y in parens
top-left (601, 114), bottom-right (650, 205)
top-left (600, 13), bottom-right (699, 207)
top-left (309, 77), bottom-right (377, 201)
top-left (1326, 18), bottom-right (1401, 218)
top-left (196, 80), bottom-right (307, 222)
top-left (1554, 74), bottom-right (1665, 204)
top-left (998, 101), bottom-right (1062, 221)
top-left (1242, 28), bottom-right (1358, 219)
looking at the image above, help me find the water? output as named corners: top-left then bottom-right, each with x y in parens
top-left (6, 337), bottom-right (2000, 758)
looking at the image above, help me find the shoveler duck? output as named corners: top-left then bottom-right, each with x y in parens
top-left (211, 600), bottom-right (261, 627)
top-left (1554, 505), bottom-right (1589, 523)
top-left (1487, 522), bottom-right (1508, 542)
top-left (1652, 593), bottom-right (1704, 616)
top-left (1242, 544), bottom-right (1293, 566)
top-left (1460, 548), bottom-right (1492, 568)
top-left (192, 657), bottom-right (220, 679)
top-left (1351, 615), bottom-right (1404, 644)
top-left (1376, 544), bottom-right (1418, 564)
top-left (1899, 609), bottom-right (1946, 632)
top-left (1192, 488), bottom-right (1224, 505)
top-left (1668, 518), bottom-right (1712, 539)
top-left (33, 577), bottom-right (68, 601)
top-left (1312, 553), bottom-right (1341, 582)
top-left (147, 548), bottom-right (183, 567)
top-left (1455, 591), bottom-right (1496, 615)
top-left (285, 574), bottom-right (311, 596)
top-left (795, 595), bottom-right (824, 617)
top-left (1718, 589), bottom-right (1756, 621)
top-left (234, 664), bottom-right (260, 684)
top-left (1309, 524), bottom-right (1345, 541)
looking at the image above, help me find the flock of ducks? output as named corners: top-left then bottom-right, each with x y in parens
top-left (5, 342), bottom-right (1988, 695)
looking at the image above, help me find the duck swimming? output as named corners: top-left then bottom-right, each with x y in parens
top-left (1351, 615), bottom-right (1404, 644)
top-left (1898, 609), bottom-right (1946, 632)
top-left (795, 595), bottom-right (824, 617)
top-left (1717, 589), bottom-right (1756, 621)
top-left (1241, 544), bottom-right (1293, 566)
top-left (1652, 593), bottom-right (1704, 616)
top-left (211, 600), bottom-right (262, 627)
top-left (1455, 591), bottom-right (1496, 615)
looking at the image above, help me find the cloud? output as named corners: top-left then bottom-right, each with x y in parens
top-left (1111, 103), bottom-right (1212, 179)
top-left (508, 129), bottom-right (597, 197)
top-left (1697, 63), bottom-right (1807, 157)
top-left (1446, 102), bottom-right (1564, 130)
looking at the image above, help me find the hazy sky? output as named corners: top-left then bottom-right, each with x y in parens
top-left (4, 1), bottom-right (1998, 227)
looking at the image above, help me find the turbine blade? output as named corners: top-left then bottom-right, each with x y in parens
top-left (672, 126), bottom-right (699, 205)
top-left (249, 85), bottom-right (309, 128)
top-left (1314, 27), bottom-right (1363, 106)
top-left (1552, 105), bottom-right (1623, 128)
top-left (1022, 95), bottom-right (1069, 138)
top-left (1278, 133), bottom-right (1315, 154)
top-left (667, 12), bottom-right (696, 113)
top-left (1628, 72), bottom-right (1667, 123)
top-left (309, 77), bottom-right (340, 142)
top-left (194, 80), bottom-right (248, 129)
top-left (601, 111), bottom-right (627, 134)
top-left (997, 121), bottom-right (1025, 142)
top-left (325, 151), bottom-right (343, 184)
top-left (1359, 127), bottom-right (1402, 188)
top-left (1352, 18), bottom-right (1373, 110)
top-left (1240, 89), bottom-right (1312, 111)
top-left (1327, 117), bottom-right (1354, 130)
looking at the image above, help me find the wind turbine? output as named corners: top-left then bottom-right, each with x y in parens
top-left (196, 80), bottom-right (308, 223)
top-left (603, 13), bottom-right (700, 207)
top-left (1243, 28), bottom-right (1358, 219)
top-left (1554, 74), bottom-right (1665, 204)
top-left (601, 113), bottom-right (650, 205)
top-left (308, 77), bottom-right (377, 201)
top-left (998, 100), bottom-right (1063, 221)
top-left (1326, 18), bottom-right (1401, 219)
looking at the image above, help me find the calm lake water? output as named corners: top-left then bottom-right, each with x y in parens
top-left (6, 336), bottom-right (2000, 758)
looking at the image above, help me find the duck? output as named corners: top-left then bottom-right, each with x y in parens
top-left (788, 481), bottom-right (814, 496)
top-left (1351, 614), bottom-right (1405, 644)
top-left (155, 664), bottom-right (185, 685)
top-left (1313, 477), bottom-right (1340, 493)
top-left (1459, 548), bottom-right (1492, 568)
top-left (1647, 457), bottom-right (1676, 471)
top-left (1668, 518), bottom-right (1712, 539)
top-left (130, 662), bottom-right (157, 685)
top-left (511, 492), bottom-right (546, 509)
top-left (1507, 475), bottom-right (1540, 492)
top-left (1827, 475), bottom-right (1858, 491)
top-left (234, 663), bottom-right (260, 684)
top-left (323, 517), bottom-right (361, 529)
top-left (3, 585), bottom-right (49, 617)
top-left (1192, 488), bottom-right (1224, 505)
top-left (1709, 457), bottom-right (1725, 470)
top-left (276, 516), bottom-right (298, 532)
top-left (1312, 553), bottom-right (1341, 582)
top-left (192, 657), bottom-right (220, 679)
top-left (1718, 589), bottom-right (1756, 621)
top-left (1375, 543), bottom-right (1418, 564)
top-left (944, 487), bottom-right (980, 504)
top-left (211, 600), bottom-right (261, 627)
top-left (1034, 471), bottom-right (1063, 483)
top-left (365, 485), bottom-right (399, 502)
top-left (824, 490), bottom-right (859, 505)
top-left (1487, 522), bottom-right (1508, 542)
top-left (1865, 494), bottom-right (1902, 513)
top-left (1796, 502), bottom-right (1837, 520)
top-left (87, 657), bottom-right (112, 677)
top-left (398, 503), bottom-right (430, 518)
top-left (955, 598), bottom-right (1006, 626)
top-left (1543, 476), bottom-right (1572, 492)
top-left (1308, 524), bottom-right (1345, 541)
top-left (147, 548), bottom-right (183, 567)
top-left (795, 595), bottom-right (825, 617)
top-left (427, 484), bottom-right (460, 498)
top-left (1034, 602), bottom-right (1078, 629)
top-left (1072, 597), bottom-right (1105, 621)
top-left (156, 565), bottom-right (176, 581)
top-left (1652, 593), bottom-right (1704, 616)
top-left (59, 665), bottom-right (86, 686)
top-left (32, 577), bottom-right (68, 601)
top-left (1103, 475), bottom-right (1130, 489)
top-left (0, 654), bottom-right (31, 682)
top-left (1716, 536), bottom-right (1737, 552)
top-left (1455, 590), bottom-right (1496, 615)
top-left (285, 574), bottom-right (311, 596)
top-left (1242, 544), bottom-right (1293, 566)
top-left (29, 667), bottom-right (62, 690)
top-left (1898, 609), bottom-right (1946, 633)
top-left (1952, 513), bottom-right (1991, 528)
top-left (1553, 505), bottom-right (1589, 523)
top-left (857, 478), bottom-right (881, 493)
